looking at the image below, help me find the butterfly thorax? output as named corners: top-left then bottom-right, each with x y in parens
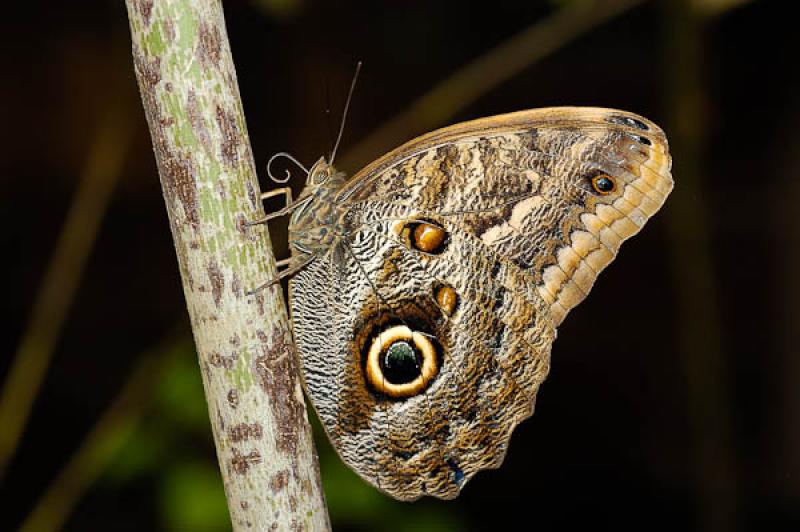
top-left (287, 159), bottom-right (347, 258)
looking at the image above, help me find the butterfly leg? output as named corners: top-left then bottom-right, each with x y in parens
top-left (247, 254), bottom-right (316, 295)
top-left (245, 187), bottom-right (294, 227)
top-left (260, 187), bottom-right (293, 203)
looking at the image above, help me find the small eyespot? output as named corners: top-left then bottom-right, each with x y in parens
top-left (393, 220), bottom-right (448, 254)
top-left (434, 285), bottom-right (458, 316)
top-left (364, 325), bottom-right (439, 398)
top-left (591, 174), bottom-right (616, 195)
top-left (413, 223), bottom-right (447, 253)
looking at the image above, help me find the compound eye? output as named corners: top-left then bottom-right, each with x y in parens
top-left (314, 169), bottom-right (329, 183)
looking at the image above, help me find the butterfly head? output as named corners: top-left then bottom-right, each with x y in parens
top-left (299, 157), bottom-right (347, 216)
top-left (306, 157), bottom-right (346, 190)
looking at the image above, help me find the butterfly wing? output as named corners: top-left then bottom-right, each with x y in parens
top-left (338, 107), bottom-right (673, 326)
top-left (290, 107), bottom-right (672, 501)
top-left (291, 211), bottom-right (550, 500)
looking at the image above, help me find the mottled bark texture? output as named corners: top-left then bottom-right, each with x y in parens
top-left (125, 1), bottom-right (330, 530)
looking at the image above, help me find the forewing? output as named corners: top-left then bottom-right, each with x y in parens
top-left (338, 107), bottom-right (673, 325)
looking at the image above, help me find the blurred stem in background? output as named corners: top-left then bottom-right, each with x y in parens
top-left (340, 0), bottom-right (646, 169)
top-left (18, 339), bottom-right (228, 532)
top-left (19, 349), bottom-right (166, 532)
top-left (0, 104), bottom-right (131, 476)
top-left (662, 0), bottom-right (742, 530)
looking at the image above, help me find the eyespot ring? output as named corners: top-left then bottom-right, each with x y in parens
top-left (364, 325), bottom-right (439, 399)
top-left (591, 174), bottom-right (617, 195)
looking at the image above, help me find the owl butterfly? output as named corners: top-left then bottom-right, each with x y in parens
top-left (252, 106), bottom-right (672, 501)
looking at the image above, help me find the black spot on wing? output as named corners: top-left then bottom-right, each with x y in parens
top-left (627, 133), bottom-right (652, 146)
top-left (606, 114), bottom-right (650, 131)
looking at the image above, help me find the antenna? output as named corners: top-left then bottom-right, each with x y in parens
top-left (266, 152), bottom-right (309, 184)
top-left (323, 78), bottom-right (334, 157)
top-left (329, 61), bottom-right (362, 165)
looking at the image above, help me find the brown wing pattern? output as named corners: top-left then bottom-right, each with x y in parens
top-left (289, 107), bottom-right (672, 501)
top-left (291, 215), bottom-right (546, 500)
top-left (339, 107), bottom-right (673, 325)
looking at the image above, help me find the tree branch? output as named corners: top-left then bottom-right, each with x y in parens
top-left (125, 1), bottom-right (329, 529)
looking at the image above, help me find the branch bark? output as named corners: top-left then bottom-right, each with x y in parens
top-left (125, 1), bottom-right (329, 530)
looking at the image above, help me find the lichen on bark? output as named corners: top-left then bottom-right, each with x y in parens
top-left (125, 1), bottom-right (330, 529)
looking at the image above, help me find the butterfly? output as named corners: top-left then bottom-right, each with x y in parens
top-left (250, 101), bottom-right (673, 501)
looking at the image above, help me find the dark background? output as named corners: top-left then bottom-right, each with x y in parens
top-left (1, 0), bottom-right (798, 530)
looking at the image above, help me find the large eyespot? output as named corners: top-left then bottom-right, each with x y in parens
top-left (591, 174), bottom-right (617, 195)
top-left (365, 325), bottom-right (439, 399)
